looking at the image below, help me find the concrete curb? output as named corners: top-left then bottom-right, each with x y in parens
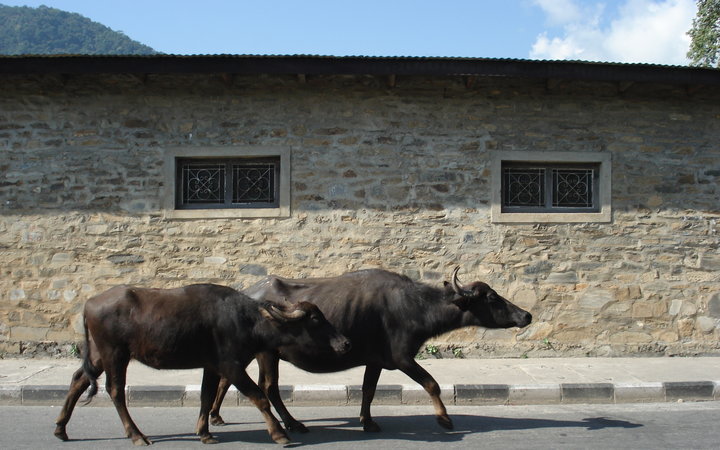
top-left (3, 381), bottom-right (720, 407)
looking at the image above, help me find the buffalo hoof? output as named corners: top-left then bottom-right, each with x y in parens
top-left (437, 414), bottom-right (454, 430)
top-left (210, 415), bottom-right (226, 426)
top-left (54, 428), bottom-right (69, 441)
top-left (271, 432), bottom-right (291, 445)
top-left (131, 434), bottom-right (152, 446)
top-left (362, 420), bottom-right (382, 433)
top-left (286, 421), bottom-right (309, 434)
top-left (200, 434), bottom-right (219, 444)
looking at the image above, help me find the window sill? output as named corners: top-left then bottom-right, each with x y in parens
top-left (491, 210), bottom-right (611, 224)
top-left (163, 206), bottom-right (290, 220)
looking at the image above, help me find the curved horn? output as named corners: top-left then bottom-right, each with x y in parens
top-left (451, 266), bottom-right (473, 297)
top-left (267, 304), bottom-right (307, 322)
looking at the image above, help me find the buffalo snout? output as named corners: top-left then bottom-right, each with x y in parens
top-left (517, 311), bottom-right (532, 328)
top-left (333, 336), bottom-right (352, 355)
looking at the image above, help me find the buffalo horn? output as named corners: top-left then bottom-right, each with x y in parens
top-left (268, 304), bottom-right (307, 322)
top-left (451, 266), bottom-right (474, 297)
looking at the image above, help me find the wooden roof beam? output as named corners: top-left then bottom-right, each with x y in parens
top-left (618, 80), bottom-right (634, 93)
top-left (546, 78), bottom-right (562, 91)
top-left (220, 73), bottom-right (234, 87)
top-left (464, 75), bottom-right (477, 89)
top-left (686, 84), bottom-right (704, 96)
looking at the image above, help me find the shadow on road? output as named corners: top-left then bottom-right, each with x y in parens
top-left (195, 414), bottom-right (643, 446)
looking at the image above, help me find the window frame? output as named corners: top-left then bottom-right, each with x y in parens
top-left (491, 151), bottom-right (611, 223)
top-left (175, 157), bottom-right (281, 210)
top-left (163, 146), bottom-right (290, 219)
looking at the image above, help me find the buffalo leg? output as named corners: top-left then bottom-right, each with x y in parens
top-left (209, 376), bottom-right (231, 426)
top-left (54, 366), bottom-right (98, 440)
top-left (359, 364), bottom-right (383, 432)
top-left (257, 352), bottom-right (308, 433)
top-left (195, 369), bottom-right (220, 444)
top-left (105, 356), bottom-right (152, 446)
top-left (223, 365), bottom-right (290, 445)
top-left (55, 338), bottom-right (104, 442)
top-left (397, 359), bottom-right (453, 430)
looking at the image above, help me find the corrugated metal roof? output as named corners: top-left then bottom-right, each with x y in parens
top-left (1, 54), bottom-right (718, 86)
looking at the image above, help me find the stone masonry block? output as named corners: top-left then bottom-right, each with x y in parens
top-left (293, 385), bottom-right (347, 406)
top-left (613, 382), bottom-right (664, 403)
top-left (348, 384), bottom-right (402, 405)
top-left (561, 383), bottom-right (614, 404)
top-left (0, 386), bottom-right (22, 405)
top-left (508, 384), bottom-right (562, 405)
top-left (21, 385), bottom-right (68, 406)
top-left (127, 386), bottom-right (185, 406)
top-left (664, 381), bottom-right (715, 402)
top-left (455, 384), bottom-right (509, 405)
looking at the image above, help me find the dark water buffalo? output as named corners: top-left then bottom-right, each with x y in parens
top-left (210, 267), bottom-right (532, 432)
top-left (53, 283), bottom-right (350, 445)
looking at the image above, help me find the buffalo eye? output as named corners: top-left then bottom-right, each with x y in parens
top-left (309, 314), bottom-right (322, 327)
top-left (486, 292), bottom-right (503, 307)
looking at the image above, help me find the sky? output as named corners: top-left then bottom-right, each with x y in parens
top-left (1, 0), bottom-right (698, 65)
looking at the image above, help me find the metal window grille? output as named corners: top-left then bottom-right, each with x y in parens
top-left (502, 163), bottom-right (599, 213)
top-left (232, 163), bottom-right (276, 204)
top-left (504, 168), bottom-right (545, 207)
top-left (552, 169), bottom-right (593, 208)
top-left (176, 158), bottom-right (279, 209)
top-left (182, 163), bottom-right (225, 204)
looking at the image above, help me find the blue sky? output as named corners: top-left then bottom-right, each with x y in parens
top-left (2, 0), bottom-right (697, 65)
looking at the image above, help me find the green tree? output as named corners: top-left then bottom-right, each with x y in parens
top-left (687, 0), bottom-right (720, 68)
top-left (0, 4), bottom-right (157, 55)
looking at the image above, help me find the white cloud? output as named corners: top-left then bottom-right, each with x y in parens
top-left (530, 0), bottom-right (697, 65)
top-left (532, 0), bottom-right (585, 25)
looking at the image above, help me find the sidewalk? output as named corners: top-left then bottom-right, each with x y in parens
top-left (2, 357), bottom-right (719, 407)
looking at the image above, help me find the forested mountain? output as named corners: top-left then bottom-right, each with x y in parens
top-left (0, 4), bottom-right (157, 55)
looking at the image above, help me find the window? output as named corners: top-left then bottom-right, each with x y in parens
top-left (177, 157), bottom-right (280, 209)
top-left (163, 147), bottom-right (290, 219)
top-left (491, 151), bottom-right (611, 223)
top-left (502, 163), bottom-right (599, 213)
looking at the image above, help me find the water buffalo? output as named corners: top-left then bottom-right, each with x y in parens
top-left (53, 283), bottom-right (350, 445)
top-left (210, 267), bottom-right (532, 433)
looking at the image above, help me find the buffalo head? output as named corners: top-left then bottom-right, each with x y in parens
top-left (445, 266), bottom-right (532, 329)
top-left (260, 300), bottom-right (352, 355)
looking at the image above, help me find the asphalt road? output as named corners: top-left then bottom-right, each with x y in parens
top-left (5, 403), bottom-right (720, 449)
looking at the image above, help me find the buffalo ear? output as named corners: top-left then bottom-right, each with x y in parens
top-left (260, 304), bottom-right (306, 323)
top-left (450, 296), bottom-right (471, 311)
top-left (259, 307), bottom-right (276, 322)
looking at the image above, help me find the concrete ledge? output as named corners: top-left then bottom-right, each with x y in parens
top-left (0, 386), bottom-right (22, 405)
top-left (21, 385), bottom-right (68, 406)
top-left (614, 382), bottom-right (664, 403)
top-left (293, 384), bottom-right (347, 406)
top-left (664, 381), bottom-right (715, 402)
top-left (348, 384), bottom-right (402, 405)
top-left (509, 384), bottom-right (562, 405)
top-left (455, 384), bottom-right (509, 405)
top-left (561, 383), bottom-right (614, 404)
top-left (127, 386), bottom-right (185, 406)
top-left (401, 384), bottom-right (454, 405)
top-left (5, 382), bottom-right (720, 406)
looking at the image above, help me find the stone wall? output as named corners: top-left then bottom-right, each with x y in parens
top-left (1, 73), bottom-right (719, 357)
